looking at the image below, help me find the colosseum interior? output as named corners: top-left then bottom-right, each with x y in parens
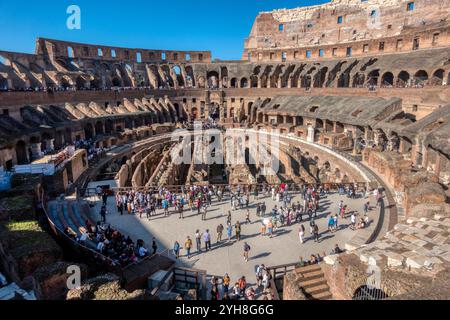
top-left (0, 0), bottom-right (449, 302)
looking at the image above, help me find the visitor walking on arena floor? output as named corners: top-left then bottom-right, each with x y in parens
top-left (204, 229), bottom-right (211, 251)
top-left (173, 241), bottom-right (180, 259)
top-left (227, 223), bottom-right (233, 242)
top-left (184, 236), bottom-right (192, 259)
top-left (217, 224), bottom-right (224, 243)
top-left (243, 242), bottom-right (251, 262)
top-left (299, 224), bottom-right (305, 244)
top-left (195, 230), bottom-right (202, 252)
top-left (235, 221), bottom-right (242, 241)
top-left (152, 237), bottom-right (158, 254)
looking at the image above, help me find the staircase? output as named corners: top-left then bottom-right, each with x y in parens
top-left (294, 264), bottom-right (332, 300)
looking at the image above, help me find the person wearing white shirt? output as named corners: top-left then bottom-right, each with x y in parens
top-left (138, 246), bottom-right (148, 257)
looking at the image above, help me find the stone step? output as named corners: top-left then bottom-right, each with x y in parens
top-left (304, 283), bottom-right (330, 295)
top-left (297, 276), bottom-right (327, 289)
top-left (295, 264), bottom-right (322, 274)
top-left (298, 270), bottom-right (324, 281)
top-left (311, 290), bottom-right (333, 300)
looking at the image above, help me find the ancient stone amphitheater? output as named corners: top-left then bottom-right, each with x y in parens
top-left (0, 0), bottom-right (449, 300)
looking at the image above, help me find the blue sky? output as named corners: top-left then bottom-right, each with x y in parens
top-left (0, 0), bottom-right (328, 60)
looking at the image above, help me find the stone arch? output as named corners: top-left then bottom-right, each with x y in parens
top-left (367, 70), bottom-right (380, 86)
top-left (191, 107), bottom-right (198, 120)
top-left (220, 66), bottom-right (228, 88)
top-left (381, 72), bottom-right (394, 87)
top-left (105, 119), bottom-right (114, 134)
top-left (230, 78), bottom-right (238, 88)
top-left (185, 66), bottom-right (195, 87)
top-left (314, 67), bottom-right (328, 88)
top-left (352, 73), bottom-right (365, 87)
top-left (240, 77), bottom-right (249, 88)
top-left (111, 77), bottom-right (122, 87)
top-left (60, 76), bottom-right (72, 89)
top-left (95, 121), bottom-right (104, 136)
top-left (431, 69), bottom-right (445, 85)
top-left (250, 75), bottom-right (258, 88)
top-left (414, 70), bottom-right (428, 85)
top-left (353, 285), bottom-right (388, 300)
top-left (207, 71), bottom-right (219, 89)
top-left (0, 75), bottom-right (8, 91)
top-left (15, 140), bottom-right (28, 165)
top-left (397, 71), bottom-right (410, 87)
top-left (173, 65), bottom-right (184, 87)
top-left (84, 123), bottom-right (94, 140)
top-left (75, 76), bottom-right (88, 90)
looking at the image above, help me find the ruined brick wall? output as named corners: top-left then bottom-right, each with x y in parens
top-left (244, 0), bottom-right (450, 61)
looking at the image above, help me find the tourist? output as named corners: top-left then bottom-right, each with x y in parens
top-left (267, 220), bottom-right (274, 238)
top-left (238, 276), bottom-right (247, 296)
top-left (232, 282), bottom-right (241, 300)
top-left (313, 224), bottom-right (320, 242)
top-left (204, 229), bottom-right (211, 251)
top-left (100, 205), bottom-right (107, 223)
top-left (211, 286), bottom-right (219, 300)
top-left (222, 273), bottom-right (231, 293)
top-left (173, 241), bottom-right (180, 259)
top-left (184, 236), bottom-right (192, 259)
top-left (261, 202), bottom-right (267, 216)
top-left (328, 215), bottom-right (335, 233)
top-left (201, 204), bottom-right (208, 221)
top-left (152, 237), bottom-right (158, 255)
top-left (139, 244), bottom-right (148, 257)
top-left (261, 222), bottom-right (266, 236)
top-left (227, 223), bottom-right (233, 241)
top-left (364, 201), bottom-right (370, 214)
top-left (299, 225), bottom-right (305, 244)
top-left (243, 242), bottom-right (251, 262)
top-left (222, 292), bottom-right (230, 300)
top-left (256, 264), bottom-right (265, 287)
top-left (216, 224), bottom-right (224, 243)
top-left (102, 192), bottom-right (108, 206)
top-left (246, 287), bottom-right (255, 300)
top-left (235, 221), bottom-right (241, 241)
top-left (245, 209), bottom-right (251, 224)
top-left (262, 271), bottom-right (270, 292)
top-left (195, 230), bottom-right (202, 252)
top-left (351, 213), bottom-right (356, 230)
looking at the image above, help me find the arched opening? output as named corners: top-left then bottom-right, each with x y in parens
top-left (250, 75), bottom-right (258, 88)
top-left (207, 71), bottom-right (219, 89)
top-left (112, 77), bottom-right (121, 87)
top-left (414, 70), bottom-right (428, 86)
top-left (84, 123), bottom-right (94, 140)
top-left (367, 70), bottom-right (380, 86)
top-left (353, 285), bottom-right (389, 300)
top-left (95, 121), bottom-right (104, 136)
top-left (76, 76), bottom-right (87, 90)
top-left (397, 71), bottom-right (410, 88)
top-left (431, 69), bottom-right (444, 85)
top-left (173, 66), bottom-right (184, 87)
top-left (60, 77), bottom-right (71, 89)
top-left (105, 120), bottom-right (114, 134)
top-left (240, 77), bottom-right (249, 88)
top-left (191, 107), bottom-right (198, 120)
top-left (314, 67), bottom-right (328, 88)
top-left (0, 75), bottom-right (8, 91)
top-left (381, 72), bottom-right (394, 87)
top-left (185, 66), bottom-right (195, 87)
top-left (221, 67), bottom-right (228, 88)
top-left (352, 73), bottom-right (365, 88)
top-left (230, 78), bottom-right (238, 88)
top-left (15, 140), bottom-right (28, 165)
